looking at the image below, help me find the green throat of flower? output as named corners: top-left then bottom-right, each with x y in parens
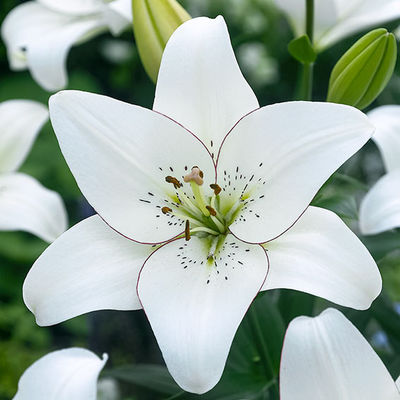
top-left (164, 166), bottom-right (245, 260)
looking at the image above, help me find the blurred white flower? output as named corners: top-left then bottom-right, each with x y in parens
top-left (24, 16), bottom-right (380, 394)
top-left (97, 377), bottom-right (120, 400)
top-left (13, 348), bottom-right (108, 400)
top-left (280, 308), bottom-right (400, 400)
top-left (0, 100), bottom-right (67, 242)
top-left (237, 42), bottom-right (278, 87)
top-left (360, 105), bottom-right (400, 235)
top-left (273, 0), bottom-right (400, 50)
top-left (1, 0), bottom-right (132, 91)
top-left (100, 39), bottom-right (133, 64)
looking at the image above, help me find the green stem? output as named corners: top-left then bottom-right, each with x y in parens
top-left (300, 0), bottom-right (315, 100)
top-left (306, 0), bottom-right (314, 42)
top-left (301, 63), bottom-right (314, 101)
top-left (247, 306), bottom-right (279, 396)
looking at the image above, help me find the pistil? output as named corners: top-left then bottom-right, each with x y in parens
top-left (184, 167), bottom-right (210, 217)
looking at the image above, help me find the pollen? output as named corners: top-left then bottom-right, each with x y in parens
top-left (165, 175), bottom-right (182, 189)
top-left (210, 183), bottom-right (222, 195)
top-left (184, 166), bottom-right (204, 185)
top-left (185, 220), bottom-right (191, 241)
top-left (206, 205), bottom-right (217, 216)
top-left (161, 206), bottom-right (172, 214)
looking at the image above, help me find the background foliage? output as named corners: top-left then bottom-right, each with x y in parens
top-left (1, 0), bottom-right (400, 399)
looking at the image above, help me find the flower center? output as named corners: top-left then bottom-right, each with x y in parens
top-left (163, 166), bottom-right (246, 256)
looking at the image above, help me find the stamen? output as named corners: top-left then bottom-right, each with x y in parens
top-left (190, 226), bottom-right (219, 236)
top-left (161, 206), bottom-right (172, 214)
top-left (165, 176), bottom-right (182, 189)
top-left (185, 220), bottom-right (191, 241)
top-left (184, 166), bottom-right (204, 185)
top-left (175, 188), bottom-right (203, 217)
top-left (210, 183), bottom-right (222, 195)
top-left (210, 215), bottom-right (226, 233)
top-left (206, 206), bottom-right (217, 216)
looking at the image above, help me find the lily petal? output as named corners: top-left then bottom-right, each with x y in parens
top-left (318, 0), bottom-right (400, 50)
top-left (107, 0), bottom-right (132, 23)
top-left (263, 206), bottom-right (381, 310)
top-left (13, 348), bottom-right (107, 400)
top-left (359, 170), bottom-right (400, 235)
top-left (137, 236), bottom-right (268, 394)
top-left (274, 0), bottom-right (400, 50)
top-left (36, 0), bottom-right (103, 15)
top-left (280, 308), bottom-right (400, 400)
top-left (49, 90), bottom-right (215, 244)
top-left (217, 101), bottom-right (373, 244)
top-left (368, 105), bottom-right (400, 172)
top-left (1, 2), bottom-right (107, 91)
top-left (0, 100), bottom-right (48, 173)
top-left (0, 173), bottom-right (67, 242)
top-left (24, 215), bottom-right (151, 326)
top-left (154, 16), bottom-right (259, 153)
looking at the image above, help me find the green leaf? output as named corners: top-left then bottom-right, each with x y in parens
top-left (106, 364), bottom-right (180, 395)
top-left (379, 249), bottom-right (400, 302)
top-left (288, 35), bottom-right (317, 64)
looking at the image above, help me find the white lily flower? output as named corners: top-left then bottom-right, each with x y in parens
top-left (0, 100), bottom-right (67, 242)
top-left (273, 0), bottom-right (400, 50)
top-left (23, 16), bottom-right (381, 394)
top-left (280, 308), bottom-right (400, 399)
top-left (13, 347), bottom-right (108, 400)
top-left (1, 0), bottom-right (132, 92)
top-left (360, 105), bottom-right (400, 235)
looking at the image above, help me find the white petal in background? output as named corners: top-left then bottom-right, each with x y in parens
top-left (24, 215), bottom-right (151, 326)
top-left (36, 0), bottom-right (104, 15)
top-left (368, 105), bottom-right (400, 172)
top-left (280, 308), bottom-right (400, 400)
top-left (359, 170), bottom-right (400, 235)
top-left (49, 90), bottom-right (215, 244)
top-left (273, 0), bottom-right (400, 50)
top-left (13, 348), bottom-right (107, 400)
top-left (217, 101), bottom-right (373, 243)
top-left (1, 1), bottom-right (131, 91)
top-left (106, 0), bottom-right (133, 33)
top-left (0, 173), bottom-right (67, 242)
top-left (0, 99), bottom-right (48, 174)
top-left (137, 236), bottom-right (268, 394)
top-left (154, 16), bottom-right (259, 153)
top-left (263, 206), bottom-right (381, 310)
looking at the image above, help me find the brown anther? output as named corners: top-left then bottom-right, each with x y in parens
top-left (161, 206), bottom-right (172, 214)
top-left (183, 166), bottom-right (204, 185)
top-left (165, 175), bottom-right (182, 189)
top-left (210, 183), bottom-right (222, 195)
top-left (206, 205), bottom-right (217, 216)
top-left (185, 220), bottom-right (191, 241)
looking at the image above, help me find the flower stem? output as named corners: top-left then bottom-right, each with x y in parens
top-left (247, 305), bottom-right (279, 396)
top-left (300, 0), bottom-right (314, 100)
top-left (306, 0), bottom-right (314, 42)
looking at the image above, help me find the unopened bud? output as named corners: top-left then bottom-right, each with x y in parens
top-left (132, 0), bottom-right (191, 83)
top-left (327, 28), bottom-right (397, 110)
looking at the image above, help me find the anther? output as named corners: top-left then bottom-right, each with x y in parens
top-left (165, 176), bottom-right (182, 189)
top-left (185, 220), bottom-right (191, 241)
top-left (206, 206), bottom-right (217, 216)
top-left (161, 206), bottom-right (172, 214)
top-left (210, 183), bottom-right (221, 195)
top-left (184, 166), bottom-right (204, 185)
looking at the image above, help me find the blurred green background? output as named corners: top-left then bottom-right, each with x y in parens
top-left (1, 0), bottom-right (400, 399)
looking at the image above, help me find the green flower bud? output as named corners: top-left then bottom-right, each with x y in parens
top-left (327, 28), bottom-right (397, 110)
top-left (132, 0), bottom-right (191, 83)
